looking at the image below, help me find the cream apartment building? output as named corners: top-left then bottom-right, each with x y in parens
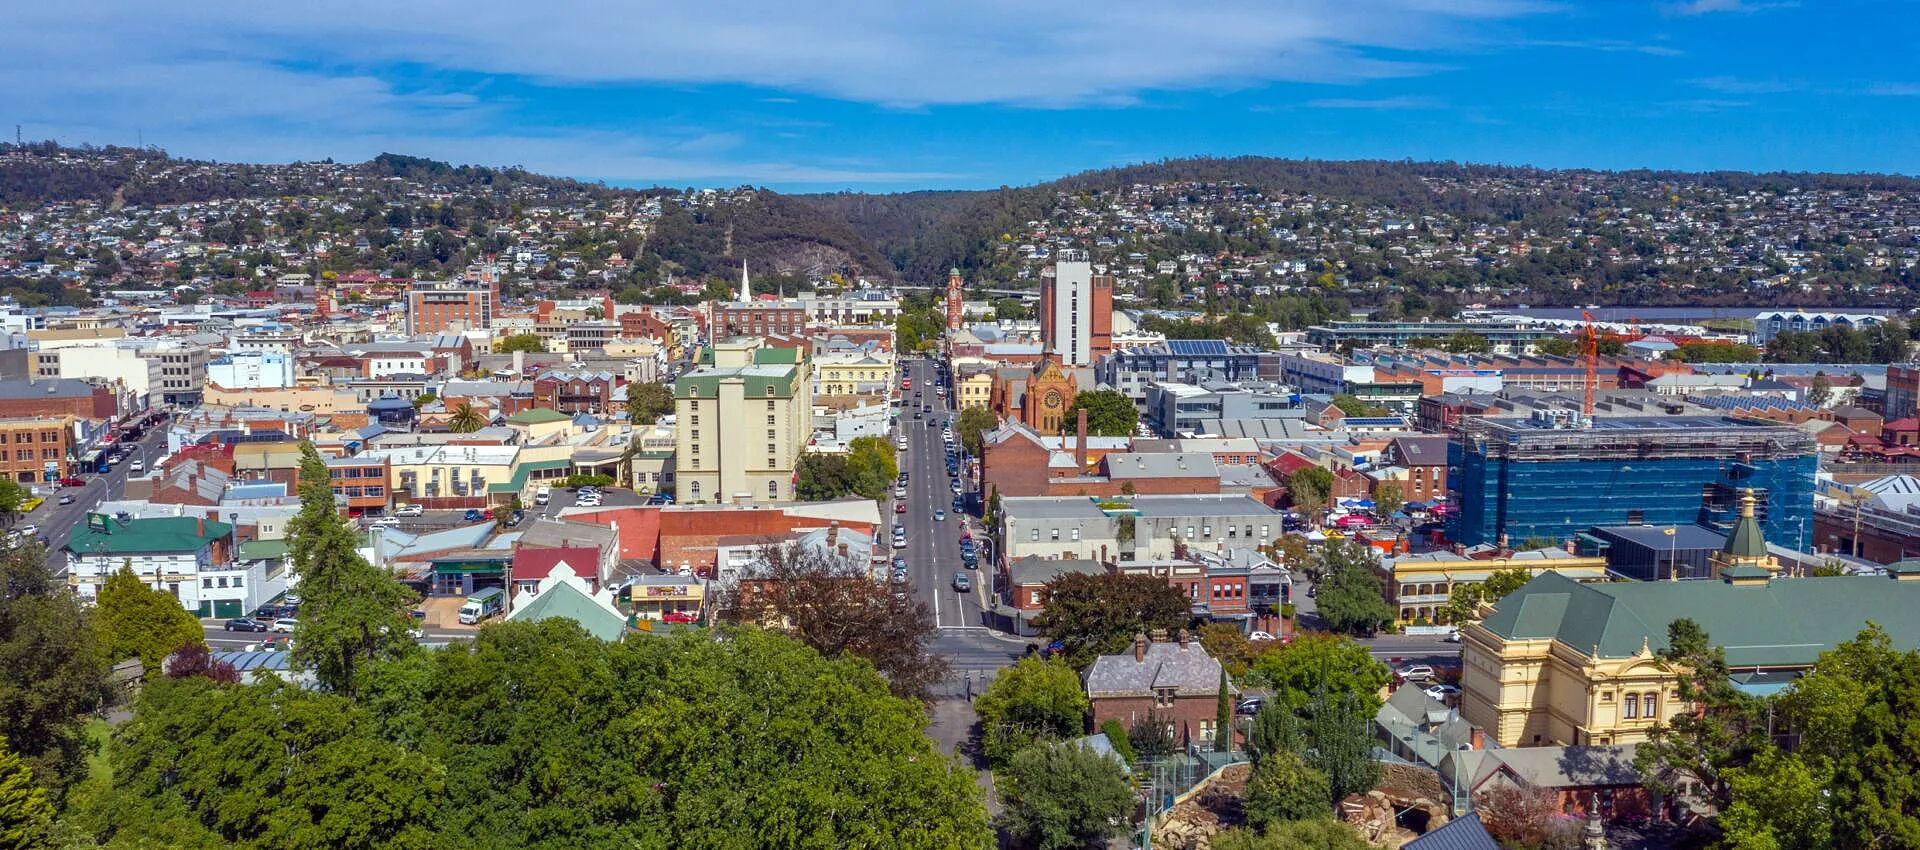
top-left (673, 339), bottom-right (811, 504)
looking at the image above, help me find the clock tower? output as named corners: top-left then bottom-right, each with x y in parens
top-left (945, 268), bottom-right (965, 331)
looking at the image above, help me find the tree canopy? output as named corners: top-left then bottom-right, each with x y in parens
top-left (287, 443), bottom-right (419, 696)
top-left (1031, 572), bottom-right (1192, 668)
top-left (96, 564), bottom-right (205, 677)
top-left (955, 406), bottom-right (997, 458)
top-left (996, 740), bottom-right (1132, 850)
top-left (493, 332), bottom-right (545, 353)
top-left (974, 656), bottom-right (1090, 766)
top-left (1249, 633), bottom-right (1391, 716)
top-left (0, 545), bottom-right (107, 802)
top-left (624, 381), bottom-right (674, 425)
top-left (1061, 389), bottom-right (1138, 438)
top-left (1442, 567), bottom-right (1533, 626)
top-left (1308, 542), bottom-right (1393, 636)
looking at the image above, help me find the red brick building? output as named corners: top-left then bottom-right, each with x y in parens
top-left (0, 380), bottom-right (117, 421)
top-left (1382, 436), bottom-right (1449, 503)
top-left (532, 370), bottom-right (615, 415)
top-left (715, 301), bottom-right (806, 338)
top-left (0, 417), bottom-right (73, 484)
top-left (1085, 632), bottom-right (1237, 749)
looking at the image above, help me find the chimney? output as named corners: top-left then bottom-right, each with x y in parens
top-left (1469, 727), bottom-right (1485, 750)
top-left (1133, 632), bottom-right (1148, 662)
top-left (838, 542), bottom-right (849, 558)
top-left (1075, 408), bottom-right (1089, 469)
top-left (827, 520), bottom-right (839, 549)
top-left (1176, 628), bottom-right (1189, 649)
top-left (196, 517), bottom-right (204, 537)
top-left (1564, 538), bottom-right (1577, 554)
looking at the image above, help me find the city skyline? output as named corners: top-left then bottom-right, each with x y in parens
top-left (6, 0), bottom-right (1919, 191)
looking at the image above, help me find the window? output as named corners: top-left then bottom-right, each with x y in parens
top-left (202, 577), bottom-right (213, 589)
top-left (1185, 526), bottom-right (1195, 539)
top-left (768, 481), bottom-right (779, 499)
top-left (1601, 692), bottom-right (1613, 702)
top-left (690, 415), bottom-right (699, 425)
top-left (767, 415), bottom-right (776, 425)
top-left (1202, 525), bottom-right (1212, 538)
top-left (690, 482), bottom-right (702, 500)
top-left (1624, 693), bottom-right (1639, 718)
top-left (1643, 693), bottom-right (1657, 718)
top-left (1153, 687), bottom-right (1176, 708)
top-left (1260, 525), bottom-right (1269, 539)
top-left (1030, 529), bottom-right (1040, 542)
top-left (217, 577), bottom-right (228, 588)
top-left (1050, 529), bottom-right (1060, 541)
top-left (767, 430), bottom-right (776, 439)
top-left (233, 576), bottom-right (242, 588)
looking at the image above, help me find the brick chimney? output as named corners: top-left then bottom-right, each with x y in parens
top-left (1176, 628), bottom-right (1189, 649)
top-left (1133, 632), bottom-right (1148, 662)
top-left (196, 517), bottom-right (205, 537)
top-left (1075, 408), bottom-right (1089, 470)
top-left (1469, 727), bottom-right (1484, 750)
top-left (826, 520), bottom-right (838, 550)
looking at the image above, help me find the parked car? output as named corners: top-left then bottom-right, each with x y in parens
top-left (370, 516), bottom-right (400, 528)
top-left (57, 494), bottom-right (74, 505)
top-left (1235, 698), bottom-right (1264, 716)
top-left (951, 572), bottom-right (972, 592)
top-left (223, 617), bottom-right (269, 632)
top-left (463, 508), bottom-right (490, 521)
top-left (661, 611), bottom-right (699, 624)
top-left (59, 477), bottom-right (86, 487)
top-left (894, 502), bottom-right (907, 514)
top-left (1423, 684), bottom-right (1461, 702)
top-left (1249, 631), bottom-right (1277, 642)
top-left (269, 618), bottom-right (299, 633)
top-left (504, 510), bottom-right (526, 527)
top-left (1397, 664), bottom-right (1436, 683)
top-left (1444, 628), bottom-right (1461, 643)
top-left (395, 504), bottom-right (424, 517)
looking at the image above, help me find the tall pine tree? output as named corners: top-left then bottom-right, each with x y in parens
top-left (288, 443), bottom-right (417, 696)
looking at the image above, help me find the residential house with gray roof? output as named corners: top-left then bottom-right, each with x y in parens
top-left (1085, 631), bottom-right (1236, 749)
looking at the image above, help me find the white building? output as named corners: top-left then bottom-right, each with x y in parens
top-left (207, 351), bottom-right (297, 389)
top-left (63, 513), bottom-right (283, 619)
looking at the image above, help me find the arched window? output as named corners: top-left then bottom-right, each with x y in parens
top-left (768, 481), bottom-right (778, 500)
top-left (690, 481), bottom-right (702, 501)
top-left (1643, 693), bottom-right (1657, 719)
top-left (1623, 693), bottom-right (1639, 719)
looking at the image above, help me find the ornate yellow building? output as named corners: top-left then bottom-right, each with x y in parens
top-left (1459, 498), bottom-right (1920, 749)
top-left (1379, 547), bottom-right (1610, 626)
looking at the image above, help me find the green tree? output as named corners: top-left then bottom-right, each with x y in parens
top-left (1241, 750), bottom-right (1333, 831)
top-left (1215, 666), bottom-right (1233, 753)
top-left (794, 452), bottom-right (853, 501)
top-left (0, 545), bottom-right (107, 802)
top-left (1129, 714), bottom-right (1176, 763)
top-left (1309, 542), bottom-right (1393, 636)
top-left (1249, 633), bottom-right (1391, 716)
top-left (1371, 481), bottom-right (1404, 522)
top-left (96, 564), bottom-right (204, 677)
top-left (1719, 746), bottom-right (1834, 850)
top-left (493, 332), bottom-right (544, 353)
top-left (1534, 337), bottom-right (1580, 358)
top-left (1061, 389), bottom-right (1138, 437)
top-left (624, 381), bottom-right (674, 425)
top-left (996, 740), bottom-right (1132, 850)
top-left (1098, 720), bottom-right (1135, 764)
top-left (1442, 567), bottom-right (1533, 626)
top-left (0, 480), bottom-right (25, 525)
top-left (1031, 573), bottom-right (1191, 668)
top-left (1634, 618), bottom-right (1769, 809)
top-left (844, 436), bottom-right (899, 501)
top-left (287, 443), bottom-right (417, 697)
top-left (1808, 371), bottom-right (1833, 407)
top-left (956, 406), bottom-right (997, 457)
top-left (1305, 691), bottom-right (1380, 803)
top-left (1327, 395), bottom-right (1376, 418)
top-left (1286, 467), bottom-right (1333, 525)
top-left (1437, 331), bottom-right (1491, 354)
top-left (0, 736), bottom-right (53, 850)
top-left (1197, 622), bottom-right (1258, 678)
top-left (446, 401), bottom-right (485, 433)
top-left (975, 656), bottom-right (1090, 766)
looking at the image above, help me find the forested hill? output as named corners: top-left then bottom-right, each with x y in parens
top-left (796, 156), bottom-right (1920, 284)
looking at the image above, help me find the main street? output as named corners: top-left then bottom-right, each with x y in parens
top-left (39, 425), bottom-right (174, 575)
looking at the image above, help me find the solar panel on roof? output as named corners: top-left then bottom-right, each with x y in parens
top-left (1166, 339), bottom-right (1230, 356)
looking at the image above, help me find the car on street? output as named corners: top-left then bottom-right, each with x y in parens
top-left (1423, 684), bottom-right (1461, 702)
top-left (223, 617), bottom-right (269, 632)
top-left (933, 510), bottom-right (946, 521)
top-left (130, 459), bottom-right (144, 472)
top-left (950, 480), bottom-right (962, 494)
top-left (1397, 664), bottom-right (1436, 683)
top-left (951, 572), bottom-right (972, 592)
top-left (892, 556), bottom-right (908, 571)
top-left (395, 504), bottom-right (424, 517)
top-left (60, 477), bottom-right (86, 487)
top-left (504, 510), bottom-right (525, 527)
top-left (892, 535), bottom-right (907, 550)
top-left (269, 618), bottom-right (299, 633)
top-left (370, 516), bottom-right (401, 528)
top-left (1444, 628), bottom-right (1461, 643)
top-left (15, 525), bottom-right (37, 537)
top-left (57, 494), bottom-right (74, 505)
top-left (661, 611), bottom-right (699, 624)
top-left (913, 411), bottom-right (922, 419)
top-left (891, 570), bottom-right (908, 585)
top-left (463, 508), bottom-right (491, 521)
top-left (1249, 631), bottom-right (1277, 642)
top-left (894, 502), bottom-right (908, 514)
top-left (1235, 698), bottom-right (1264, 716)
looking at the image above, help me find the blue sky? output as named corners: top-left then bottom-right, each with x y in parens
top-left (6, 0), bottom-right (1917, 191)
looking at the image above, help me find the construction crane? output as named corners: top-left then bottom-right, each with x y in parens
top-left (1582, 309), bottom-right (1598, 420)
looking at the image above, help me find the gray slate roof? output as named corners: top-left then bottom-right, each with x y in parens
top-left (1008, 555), bottom-right (1106, 586)
top-left (1085, 640), bottom-right (1235, 698)
top-left (1404, 813), bottom-right (1499, 850)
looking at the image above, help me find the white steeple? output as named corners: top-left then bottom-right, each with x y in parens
top-left (739, 261), bottom-right (751, 304)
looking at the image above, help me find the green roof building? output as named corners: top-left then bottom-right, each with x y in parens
top-left (673, 338), bottom-right (811, 505)
top-left (65, 514), bottom-right (250, 619)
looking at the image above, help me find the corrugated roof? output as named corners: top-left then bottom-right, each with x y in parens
top-left (66, 516), bottom-right (231, 555)
top-left (507, 580), bottom-right (626, 640)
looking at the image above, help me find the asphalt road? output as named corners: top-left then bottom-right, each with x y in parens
top-left (40, 425), bottom-right (174, 575)
top-left (895, 357), bottom-right (993, 631)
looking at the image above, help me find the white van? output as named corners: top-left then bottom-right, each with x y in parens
top-left (533, 485), bottom-right (551, 506)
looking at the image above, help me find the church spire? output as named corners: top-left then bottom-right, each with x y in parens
top-left (739, 261), bottom-right (751, 304)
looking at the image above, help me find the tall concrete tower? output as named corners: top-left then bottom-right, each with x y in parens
top-left (945, 268), bottom-right (965, 331)
top-left (1039, 259), bottom-right (1114, 366)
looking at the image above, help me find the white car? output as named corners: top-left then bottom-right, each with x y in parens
top-left (395, 504), bottom-right (424, 517)
top-left (1423, 684), bottom-right (1461, 702)
top-left (1398, 664), bottom-right (1437, 683)
top-left (370, 516), bottom-right (400, 528)
top-left (270, 618), bottom-right (298, 633)
top-left (1248, 630), bottom-right (1277, 642)
top-left (892, 535), bottom-right (908, 550)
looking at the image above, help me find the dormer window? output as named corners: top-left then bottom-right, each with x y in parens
top-left (1154, 687), bottom-right (1176, 708)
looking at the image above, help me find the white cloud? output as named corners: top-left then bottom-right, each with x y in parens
top-left (0, 1), bottom-right (1542, 183)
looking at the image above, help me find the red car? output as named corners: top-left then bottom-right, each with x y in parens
top-left (59, 477), bottom-right (87, 487)
top-left (894, 502), bottom-right (907, 514)
top-left (661, 611), bottom-right (699, 624)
